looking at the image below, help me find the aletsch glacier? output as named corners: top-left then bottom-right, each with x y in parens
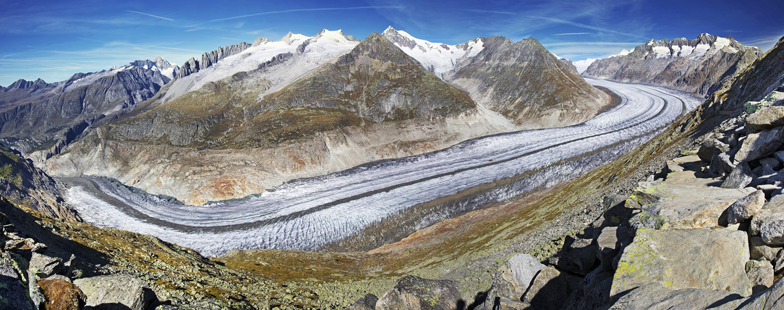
top-left (61, 79), bottom-right (701, 256)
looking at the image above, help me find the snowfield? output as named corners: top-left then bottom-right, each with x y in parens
top-left (63, 79), bottom-right (702, 257)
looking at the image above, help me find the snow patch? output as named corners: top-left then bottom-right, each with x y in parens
top-left (690, 44), bottom-right (710, 60)
top-left (383, 27), bottom-right (484, 79)
top-left (652, 46), bottom-right (671, 59)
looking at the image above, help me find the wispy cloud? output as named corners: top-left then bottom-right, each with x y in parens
top-left (555, 32), bottom-right (590, 36)
top-left (206, 6), bottom-right (404, 23)
top-left (126, 10), bottom-right (175, 22)
top-left (527, 16), bottom-right (645, 39)
top-left (463, 9), bottom-right (516, 15)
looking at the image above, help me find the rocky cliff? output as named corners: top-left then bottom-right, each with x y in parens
top-left (0, 58), bottom-right (179, 164)
top-left (583, 33), bottom-right (762, 97)
top-left (177, 42), bottom-right (252, 78)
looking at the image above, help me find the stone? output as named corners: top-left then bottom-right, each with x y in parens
top-left (775, 151), bottom-right (784, 165)
top-left (38, 278), bottom-right (87, 310)
top-left (735, 128), bottom-right (784, 163)
top-left (608, 282), bottom-right (743, 310)
top-left (747, 106), bottom-right (784, 130)
top-left (0, 254), bottom-right (35, 310)
top-left (29, 252), bottom-right (64, 277)
top-left (4, 238), bottom-right (24, 251)
top-left (727, 190), bottom-right (767, 223)
top-left (761, 157), bottom-right (783, 171)
top-left (761, 218), bottom-right (784, 245)
top-left (596, 226), bottom-right (631, 271)
top-left (746, 259), bottom-right (775, 294)
top-left (759, 184), bottom-right (784, 197)
top-left (346, 294), bottom-right (378, 310)
top-left (775, 250), bottom-right (784, 274)
top-left (624, 191), bottom-right (659, 210)
top-left (577, 269), bottom-right (613, 309)
top-left (711, 150), bottom-right (737, 175)
top-left (482, 253), bottom-right (545, 310)
top-left (74, 274), bottom-right (151, 310)
top-left (734, 274), bottom-right (784, 309)
top-left (750, 236), bottom-right (782, 261)
top-left (558, 237), bottom-right (598, 275)
top-left (722, 161), bottom-right (754, 189)
top-left (375, 275), bottom-right (461, 310)
top-left (522, 266), bottom-right (582, 310)
top-left (611, 228), bottom-right (752, 298)
top-left (46, 274), bottom-right (73, 283)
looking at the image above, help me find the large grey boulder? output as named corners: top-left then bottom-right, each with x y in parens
top-left (750, 236), bottom-right (782, 261)
top-left (611, 228), bottom-right (752, 298)
top-left (747, 259), bottom-right (775, 294)
top-left (481, 253), bottom-right (545, 310)
top-left (596, 226), bottom-right (631, 271)
top-left (761, 218), bottom-right (784, 245)
top-left (735, 128), bottom-right (784, 163)
top-left (722, 161), bottom-right (755, 189)
top-left (727, 190), bottom-right (767, 223)
top-left (747, 106), bottom-right (784, 130)
top-left (558, 237), bottom-right (599, 275)
top-left (521, 266), bottom-right (582, 310)
top-left (74, 274), bottom-right (151, 310)
top-left (29, 252), bottom-right (63, 277)
top-left (375, 275), bottom-right (461, 310)
top-left (629, 185), bottom-right (753, 230)
top-left (735, 275), bottom-right (784, 309)
top-left (608, 282), bottom-right (743, 310)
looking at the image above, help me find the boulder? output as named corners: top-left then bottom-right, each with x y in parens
top-left (775, 151), bottom-right (784, 165)
top-left (522, 266), bottom-right (582, 310)
top-left (38, 278), bottom-right (87, 310)
top-left (735, 275), bottom-right (784, 309)
top-left (29, 252), bottom-right (64, 277)
top-left (750, 236), bottom-right (782, 261)
top-left (761, 157), bottom-right (783, 171)
top-left (760, 218), bottom-right (784, 245)
top-left (29, 270), bottom-right (45, 309)
top-left (746, 259), bottom-right (775, 294)
top-left (747, 106), bottom-right (784, 130)
top-left (0, 255), bottom-right (35, 310)
top-left (608, 282), bottom-right (743, 310)
top-left (722, 161), bottom-right (754, 189)
top-left (735, 128), bottom-right (784, 163)
top-left (611, 228), bottom-right (752, 298)
top-left (74, 274), bottom-right (151, 310)
top-left (596, 226), bottom-right (631, 271)
top-left (727, 190), bottom-right (767, 223)
top-left (481, 253), bottom-right (545, 310)
top-left (775, 250), bottom-right (784, 274)
top-left (375, 275), bottom-right (461, 310)
top-left (558, 237), bottom-right (598, 275)
top-left (346, 294), bottom-right (378, 310)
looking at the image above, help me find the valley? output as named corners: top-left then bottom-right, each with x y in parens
top-left (58, 79), bottom-right (700, 257)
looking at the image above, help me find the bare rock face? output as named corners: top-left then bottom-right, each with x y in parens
top-left (583, 33), bottom-right (762, 97)
top-left (480, 253), bottom-right (545, 310)
top-left (727, 190), bottom-right (767, 224)
top-left (735, 128), bottom-right (784, 162)
top-left (611, 228), bottom-right (752, 298)
top-left (375, 275), bottom-right (462, 310)
top-left (608, 282), bottom-right (743, 310)
top-left (746, 259), bottom-right (774, 294)
top-left (74, 274), bottom-right (152, 310)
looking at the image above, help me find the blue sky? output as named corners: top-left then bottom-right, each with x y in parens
top-left (1, 0), bottom-right (782, 87)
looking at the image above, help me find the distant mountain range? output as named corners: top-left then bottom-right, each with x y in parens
top-left (583, 33), bottom-right (762, 97)
top-left (10, 28), bottom-right (759, 206)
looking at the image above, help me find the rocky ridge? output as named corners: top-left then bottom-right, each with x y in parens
top-left (583, 33), bottom-right (762, 97)
top-left (0, 57), bottom-right (180, 165)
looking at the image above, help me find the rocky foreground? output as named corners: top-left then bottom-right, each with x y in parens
top-left (343, 90), bottom-right (784, 309)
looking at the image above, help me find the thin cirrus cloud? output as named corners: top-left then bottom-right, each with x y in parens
top-left (205, 6), bottom-right (404, 23)
top-left (555, 33), bottom-right (590, 36)
top-left (126, 10), bottom-right (175, 22)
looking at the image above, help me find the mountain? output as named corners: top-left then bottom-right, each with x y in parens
top-left (583, 33), bottom-right (762, 97)
top-left (43, 30), bottom-right (511, 205)
top-left (0, 57), bottom-right (180, 164)
top-left (383, 27), bottom-right (610, 128)
top-left (0, 142), bottom-right (80, 221)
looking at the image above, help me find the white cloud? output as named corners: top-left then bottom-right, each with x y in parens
top-left (126, 10), bottom-right (175, 22)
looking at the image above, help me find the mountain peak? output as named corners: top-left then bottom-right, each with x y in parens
top-left (337, 32), bottom-right (419, 67)
top-left (279, 31), bottom-right (308, 45)
top-left (252, 36), bottom-right (271, 47)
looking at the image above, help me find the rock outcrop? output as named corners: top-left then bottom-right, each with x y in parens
top-left (177, 42), bottom-right (252, 78)
top-left (583, 33), bottom-right (762, 97)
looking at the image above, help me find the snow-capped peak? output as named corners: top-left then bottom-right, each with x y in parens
top-left (312, 29), bottom-right (359, 43)
top-left (573, 58), bottom-right (597, 74)
top-left (381, 26), bottom-right (485, 79)
top-left (279, 32), bottom-right (309, 45)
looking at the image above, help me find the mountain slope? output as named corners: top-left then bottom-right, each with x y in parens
top-left (44, 31), bottom-right (506, 205)
top-left (0, 58), bottom-right (179, 163)
top-left (445, 36), bottom-right (609, 128)
top-left (382, 27), bottom-right (610, 129)
top-left (583, 33), bottom-right (762, 97)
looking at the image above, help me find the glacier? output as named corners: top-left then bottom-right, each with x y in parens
top-left (62, 79), bottom-right (702, 257)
